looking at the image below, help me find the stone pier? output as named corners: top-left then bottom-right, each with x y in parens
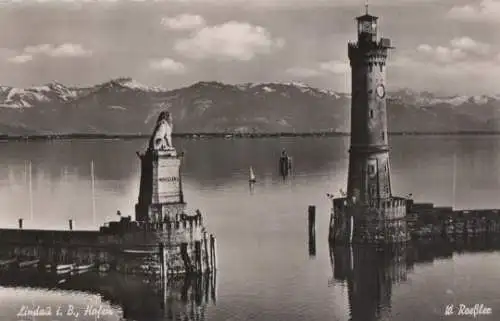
top-left (0, 111), bottom-right (217, 277)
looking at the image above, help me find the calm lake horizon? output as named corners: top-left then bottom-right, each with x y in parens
top-left (0, 136), bottom-right (499, 321)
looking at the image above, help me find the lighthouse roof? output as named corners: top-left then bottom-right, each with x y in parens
top-left (356, 14), bottom-right (378, 21)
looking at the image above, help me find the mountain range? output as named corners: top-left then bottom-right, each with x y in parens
top-left (0, 77), bottom-right (499, 136)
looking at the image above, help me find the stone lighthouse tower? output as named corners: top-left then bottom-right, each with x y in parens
top-left (329, 5), bottom-right (409, 244)
top-left (347, 4), bottom-right (391, 204)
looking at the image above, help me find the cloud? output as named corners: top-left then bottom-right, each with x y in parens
top-left (0, 0), bottom-right (439, 7)
top-left (7, 54), bottom-right (33, 64)
top-left (319, 60), bottom-right (349, 74)
top-left (415, 37), bottom-right (490, 64)
top-left (447, 0), bottom-right (500, 23)
top-left (417, 44), bottom-right (466, 63)
top-left (450, 37), bottom-right (490, 55)
top-left (161, 14), bottom-right (205, 30)
top-left (286, 60), bottom-right (349, 78)
top-left (153, 0), bottom-right (440, 7)
top-left (23, 43), bottom-right (92, 57)
top-left (5, 43), bottom-right (92, 64)
top-left (174, 21), bottom-right (284, 61)
top-left (149, 57), bottom-right (186, 73)
top-left (285, 67), bottom-right (322, 78)
top-left (392, 54), bottom-right (500, 95)
top-left (391, 37), bottom-right (500, 95)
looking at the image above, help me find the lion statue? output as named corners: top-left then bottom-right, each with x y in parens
top-left (149, 111), bottom-right (174, 151)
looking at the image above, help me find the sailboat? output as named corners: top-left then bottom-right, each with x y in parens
top-left (249, 166), bottom-right (256, 183)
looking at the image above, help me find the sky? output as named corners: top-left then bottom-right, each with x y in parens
top-left (0, 0), bottom-right (498, 95)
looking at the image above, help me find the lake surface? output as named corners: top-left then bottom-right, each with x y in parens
top-left (1, 136), bottom-right (500, 321)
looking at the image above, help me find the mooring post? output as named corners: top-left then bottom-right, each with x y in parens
top-left (69, 219), bottom-right (73, 231)
top-left (203, 233), bottom-right (210, 272)
top-left (159, 242), bottom-right (165, 282)
top-left (195, 240), bottom-right (202, 273)
top-left (209, 234), bottom-right (217, 272)
top-left (209, 234), bottom-right (214, 271)
top-left (279, 156), bottom-right (288, 177)
top-left (18, 218), bottom-right (23, 229)
top-left (308, 205), bottom-right (316, 234)
top-left (308, 205), bottom-right (316, 257)
top-left (180, 242), bottom-right (192, 274)
top-left (207, 234), bottom-right (213, 271)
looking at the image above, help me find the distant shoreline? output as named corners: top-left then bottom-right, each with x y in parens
top-left (2, 131), bottom-right (500, 141)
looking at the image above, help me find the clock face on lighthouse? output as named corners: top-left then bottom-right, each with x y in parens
top-left (376, 84), bottom-right (386, 98)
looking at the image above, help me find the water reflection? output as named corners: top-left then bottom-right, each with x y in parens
top-left (0, 269), bottom-right (217, 321)
top-left (0, 137), bottom-right (346, 186)
top-left (330, 237), bottom-right (500, 321)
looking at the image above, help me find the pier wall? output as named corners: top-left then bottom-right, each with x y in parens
top-left (0, 214), bottom-right (216, 275)
top-left (407, 201), bottom-right (500, 238)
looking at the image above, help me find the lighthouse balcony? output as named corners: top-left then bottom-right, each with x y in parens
top-left (348, 42), bottom-right (390, 62)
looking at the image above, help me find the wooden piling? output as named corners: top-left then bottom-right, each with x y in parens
top-left (308, 205), bottom-right (316, 257)
top-left (279, 152), bottom-right (292, 177)
top-left (159, 242), bottom-right (165, 282)
top-left (209, 234), bottom-right (217, 272)
top-left (309, 229), bottom-right (316, 257)
top-left (308, 205), bottom-right (316, 233)
top-left (195, 240), bottom-right (202, 273)
top-left (69, 219), bottom-right (73, 231)
top-left (279, 157), bottom-right (289, 177)
top-left (207, 235), bottom-right (213, 271)
top-left (203, 234), bottom-right (210, 272)
top-left (180, 242), bottom-right (192, 274)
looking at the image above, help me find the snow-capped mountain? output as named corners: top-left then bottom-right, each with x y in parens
top-left (390, 89), bottom-right (493, 107)
top-left (0, 81), bottom-right (80, 108)
top-left (0, 79), bottom-right (498, 135)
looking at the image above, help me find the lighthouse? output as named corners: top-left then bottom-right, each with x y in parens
top-left (347, 4), bottom-right (393, 204)
top-left (329, 5), bottom-right (409, 244)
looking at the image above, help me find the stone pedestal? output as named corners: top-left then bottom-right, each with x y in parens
top-left (329, 197), bottom-right (410, 244)
top-left (135, 148), bottom-right (185, 223)
top-left (152, 149), bottom-right (183, 205)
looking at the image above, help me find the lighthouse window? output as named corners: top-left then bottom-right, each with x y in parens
top-left (380, 65), bottom-right (383, 72)
top-left (369, 65), bottom-right (373, 72)
top-left (381, 132), bottom-right (385, 140)
top-left (370, 110), bottom-right (374, 119)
